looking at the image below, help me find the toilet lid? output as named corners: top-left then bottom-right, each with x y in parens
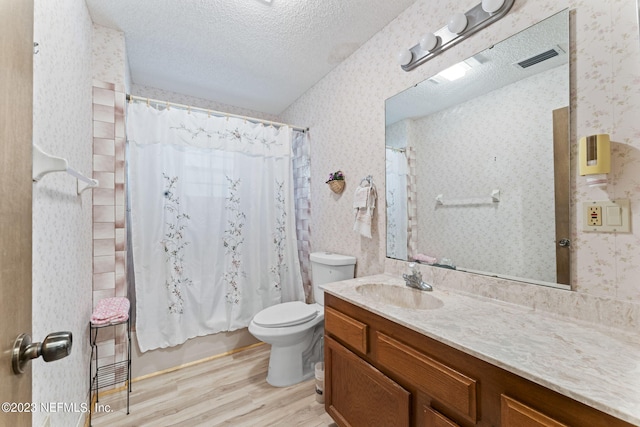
top-left (253, 301), bottom-right (318, 328)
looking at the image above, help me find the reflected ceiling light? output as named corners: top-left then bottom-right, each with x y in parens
top-left (437, 62), bottom-right (472, 81)
top-left (397, 0), bottom-right (515, 72)
top-left (465, 55), bottom-right (483, 67)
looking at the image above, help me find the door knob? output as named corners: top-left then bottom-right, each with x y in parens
top-left (558, 238), bottom-right (571, 247)
top-left (12, 331), bottom-right (72, 374)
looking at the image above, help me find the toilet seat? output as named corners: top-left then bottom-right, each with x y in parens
top-left (252, 301), bottom-right (318, 328)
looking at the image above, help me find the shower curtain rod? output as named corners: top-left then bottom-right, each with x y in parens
top-left (126, 94), bottom-right (308, 133)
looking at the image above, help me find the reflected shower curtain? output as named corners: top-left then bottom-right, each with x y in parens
top-left (386, 148), bottom-right (408, 259)
top-left (127, 103), bottom-right (304, 352)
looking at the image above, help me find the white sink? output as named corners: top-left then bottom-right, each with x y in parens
top-left (355, 283), bottom-right (443, 310)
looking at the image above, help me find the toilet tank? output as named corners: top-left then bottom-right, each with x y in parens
top-left (310, 252), bottom-right (356, 306)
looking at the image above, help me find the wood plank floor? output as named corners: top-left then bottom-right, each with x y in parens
top-left (90, 344), bottom-right (337, 427)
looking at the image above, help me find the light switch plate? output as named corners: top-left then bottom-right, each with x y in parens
top-left (583, 199), bottom-right (631, 232)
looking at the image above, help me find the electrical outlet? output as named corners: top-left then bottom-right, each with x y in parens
top-left (588, 206), bottom-right (602, 226)
top-left (583, 200), bottom-right (631, 232)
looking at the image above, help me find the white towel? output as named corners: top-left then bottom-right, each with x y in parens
top-left (353, 180), bottom-right (377, 238)
top-left (353, 185), bottom-right (369, 208)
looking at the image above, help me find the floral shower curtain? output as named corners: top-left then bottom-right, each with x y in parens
top-left (385, 148), bottom-right (408, 260)
top-left (127, 103), bottom-right (304, 352)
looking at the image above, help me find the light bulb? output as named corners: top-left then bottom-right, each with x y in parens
top-left (481, 0), bottom-right (505, 14)
top-left (419, 33), bottom-right (438, 52)
top-left (397, 49), bottom-right (413, 66)
top-left (447, 13), bottom-right (468, 34)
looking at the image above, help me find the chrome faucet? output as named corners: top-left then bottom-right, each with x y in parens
top-left (402, 264), bottom-right (433, 292)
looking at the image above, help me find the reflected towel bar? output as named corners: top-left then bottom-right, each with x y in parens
top-left (435, 189), bottom-right (500, 206)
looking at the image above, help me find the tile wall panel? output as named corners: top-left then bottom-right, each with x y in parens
top-left (92, 80), bottom-right (128, 389)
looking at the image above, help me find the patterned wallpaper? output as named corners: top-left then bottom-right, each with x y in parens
top-left (414, 66), bottom-right (568, 284)
top-left (280, 0), bottom-right (640, 306)
top-left (92, 24), bottom-right (126, 88)
top-left (32, 1), bottom-right (94, 426)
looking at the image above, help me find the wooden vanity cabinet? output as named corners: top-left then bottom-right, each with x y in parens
top-left (324, 294), bottom-right (634, 427)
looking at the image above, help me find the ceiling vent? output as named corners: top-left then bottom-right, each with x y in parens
top-left (514, 46), bottom-right (564, 69)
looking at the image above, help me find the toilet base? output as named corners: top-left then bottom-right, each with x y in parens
top-left (265, 323), bottom-right (324, 387)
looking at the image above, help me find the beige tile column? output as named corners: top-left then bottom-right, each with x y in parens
top-left (92, 80), bottom-right (128, 382)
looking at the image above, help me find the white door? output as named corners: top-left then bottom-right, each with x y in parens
top-left (0, 0), bottom-right (34, 426)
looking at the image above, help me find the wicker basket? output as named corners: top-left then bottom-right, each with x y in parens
top-left (328, 179), bottom-right (345, 194)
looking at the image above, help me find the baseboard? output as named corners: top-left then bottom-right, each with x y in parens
top-left (131, 327), bottom-right (260, 379)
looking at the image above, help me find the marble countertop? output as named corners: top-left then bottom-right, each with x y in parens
top-left (322, 274), bottom-right (640, 425)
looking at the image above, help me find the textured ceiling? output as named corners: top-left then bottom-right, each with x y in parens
top-left (85, 0), bottom-right (417, 115)
top-left (386, 9), bottom-right (569, 126)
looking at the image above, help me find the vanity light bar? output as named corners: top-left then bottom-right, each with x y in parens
top-left (400, 0), bottom-right (515, 71)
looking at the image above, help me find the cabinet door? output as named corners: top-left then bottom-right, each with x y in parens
top-left (422, 406), bottom-right (460, 427)
top-left (501, 395), bottom-right (569, 427)
top-left (325, 336), bottom-right (410, 427)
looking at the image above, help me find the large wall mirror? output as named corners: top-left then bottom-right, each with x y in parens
top-left (385, 10), bottom-right (571, 289)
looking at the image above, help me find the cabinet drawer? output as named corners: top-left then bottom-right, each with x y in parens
top-left (325, 306), bottom-right (368, 354)
top-left (501, 395), bottom-right (569, 427)
top-left (376, 332), bottom-right (477, 423)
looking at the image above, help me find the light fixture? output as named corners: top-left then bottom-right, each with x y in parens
top-left (579, 134), bottom-right (611, 187)
top-left (419, 33), bottom-right (438, 52)
top-left (482, 0), bottom-right (506, 13)
top-left (398, 0), bottom-right (515, 71)
top-left (448, 13), bottom-right (468, 34)
top-left (397, 49), bottom-right (413, 66)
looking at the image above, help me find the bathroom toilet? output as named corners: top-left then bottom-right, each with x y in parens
top-left (248, 252), bottom-right (356, 387)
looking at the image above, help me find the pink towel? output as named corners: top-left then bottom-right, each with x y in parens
top-left (414, 253), bottom-right (437, 264)
top-left (91, 297), bottom-right (130, 326)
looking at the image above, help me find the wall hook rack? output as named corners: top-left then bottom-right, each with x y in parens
top-left (32, 144), bottom-right (99, 195)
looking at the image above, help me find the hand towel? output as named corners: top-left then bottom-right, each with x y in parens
top-left (91, 297), bottom-right (130, 326)
top-left (353, 185), bottom-right (369, 208)
top-left (353, 180), bottom-right (377, 238)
